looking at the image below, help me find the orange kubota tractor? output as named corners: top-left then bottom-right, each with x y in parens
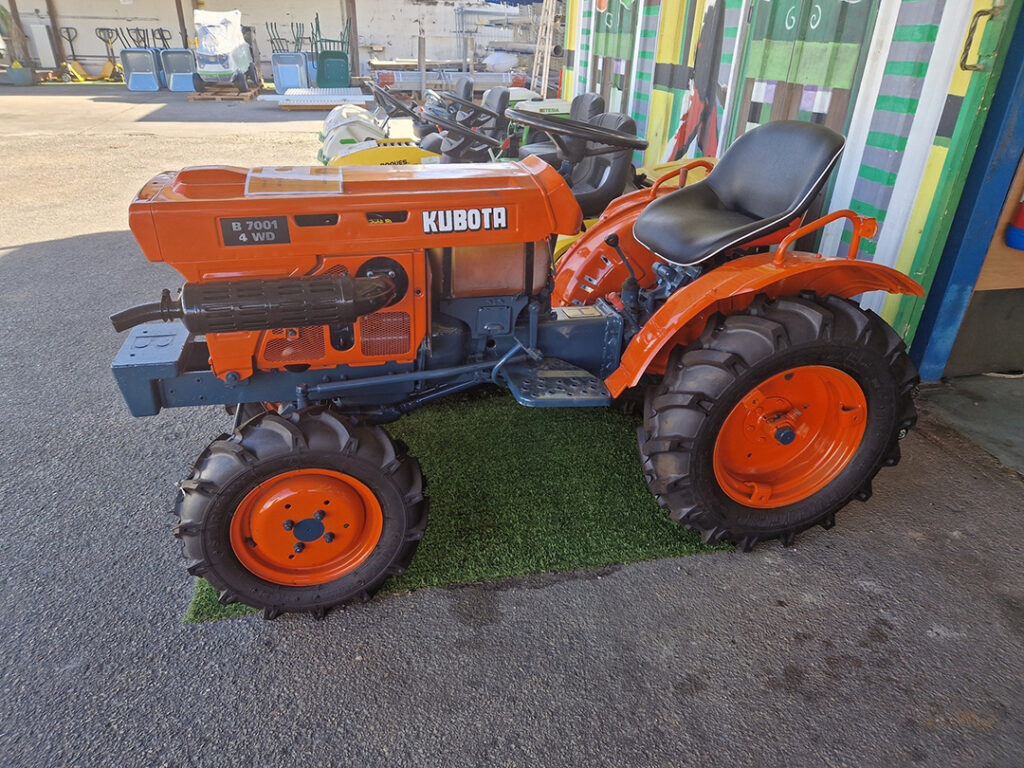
top-left (111, 115), bottom-right (923, 619)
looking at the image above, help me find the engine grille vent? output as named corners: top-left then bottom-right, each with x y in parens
top-left (360, 312), bottom-right (411, 356)
top-left (264, 326), bottom-right (325, 362)
top-left (320, 264), bottom-right (350, 277)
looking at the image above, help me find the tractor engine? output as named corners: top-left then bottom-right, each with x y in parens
top-left (112, 157), bottom-right (627, 417)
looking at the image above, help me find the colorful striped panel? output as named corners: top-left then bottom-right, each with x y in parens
top-left (630, 0), bottom-right (662, 164)
top-left (840, 0), bottom-right (944, 260)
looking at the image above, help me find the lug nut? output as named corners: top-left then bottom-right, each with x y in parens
top-left (314, 510), bottom-right (326, 520)
top-left (294, 542), bottom-right (304, 553)
top-left (324, 532), bottom-right (335, 543)
top-left (283, 520), bottom-right (294, 531)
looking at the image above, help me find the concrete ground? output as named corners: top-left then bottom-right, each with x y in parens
top-left (1, 86), bottom-right (1021, 768)
top-left (919, 376), bottom-right (1024, 476)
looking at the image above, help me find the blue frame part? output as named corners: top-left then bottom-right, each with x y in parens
top-left (911, 12), bottom-right (1024, 382)
top-left (111, 298), bottom-right (627, 417)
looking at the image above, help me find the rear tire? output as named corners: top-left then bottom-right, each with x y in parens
top-left (175, 408), bottom-right (427, 618)
top-left (639, 293), bottom-right (917, 550)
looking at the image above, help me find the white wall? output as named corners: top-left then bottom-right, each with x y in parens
top-left (14, 0), bottom-right (492, 73)
top-left (14, 0), bottom-right (179, 61)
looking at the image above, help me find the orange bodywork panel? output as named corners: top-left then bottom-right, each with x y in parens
top-left (128, 157), bottom-right (581, 380)
top-left (553, 186), bottom-right (665, 306)
top-left (604, 251), bottom-right (925, 397)
top-left (553, 161), bottom-right (800, 307)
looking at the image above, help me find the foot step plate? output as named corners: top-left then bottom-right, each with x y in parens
top-left (503, 358), bottom-right (611, 407)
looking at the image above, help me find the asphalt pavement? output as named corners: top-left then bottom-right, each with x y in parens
top-left (0, 86), bottom-right (1021, 768)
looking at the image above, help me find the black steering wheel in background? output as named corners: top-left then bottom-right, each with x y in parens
top-left (440, 92), bottom-right (502, 128)
top-left (425, 110), bottom-right (504, 160)
top-left (368, 82), bottom-right (422, 121)
top-left (505, 107), bottom-right (648, 166)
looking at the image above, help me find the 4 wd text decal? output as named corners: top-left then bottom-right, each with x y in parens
top-left (422, 207), bottom-right (507, 234)
top-left (220, 216), bottom-right (291, 246)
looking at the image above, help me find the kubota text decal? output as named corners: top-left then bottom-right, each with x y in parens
top-left (422, 207), bottom-right (508, 234)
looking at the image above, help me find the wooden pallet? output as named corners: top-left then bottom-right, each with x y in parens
top-left (188, 85), bottom-right (262, 102)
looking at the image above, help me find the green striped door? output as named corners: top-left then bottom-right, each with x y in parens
top-left (887, 0), bottom-right (1022, 339)
top-left (726, 0), bottom-right (881, 142)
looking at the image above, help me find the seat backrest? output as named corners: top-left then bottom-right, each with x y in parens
top-left (481, 86), bottom-right (510, 134)
top-left (569, 112), bottom-right (637, 217)
top-left (453, 76), bottom-right (473, 101)
top-left (705, 120), bottom-right (844, 221)
top-left (569, 92), bottom-right (605, 122)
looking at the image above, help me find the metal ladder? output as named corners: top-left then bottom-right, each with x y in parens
top-left (530, 0), bottom-right (557, 97)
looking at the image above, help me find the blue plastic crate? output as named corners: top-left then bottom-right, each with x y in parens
top-left (271, 52), bottom-right (308, 93)
top-left (121, 48), bottom-right (164, 91)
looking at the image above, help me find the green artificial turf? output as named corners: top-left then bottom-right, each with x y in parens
top-left (186, 388), bottom-right (724, 622)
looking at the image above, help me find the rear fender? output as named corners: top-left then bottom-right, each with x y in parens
top-left (552, 187), bottom-right (663, 306)
top-left (552, 159), bottom-right (805, 307)
top-left (553, 161), bottom-right (716, 306)
top-left (604, 251), bottom-right (925, 397)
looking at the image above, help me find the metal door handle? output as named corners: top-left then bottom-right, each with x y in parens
top-left (960, 5), bottom-right (1001, 72)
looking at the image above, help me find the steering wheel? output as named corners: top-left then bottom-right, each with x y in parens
top-left (423, 109), bottom-right (503, 150)
top-left (440, 92), bottom-right (501, 127)
top-left (505, 107), bottom-right (648, 164)
top-left (368, 82), bottom-right (422, 121)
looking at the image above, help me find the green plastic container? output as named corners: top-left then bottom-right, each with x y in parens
top-left (316, 50), bottom-right (350, 88)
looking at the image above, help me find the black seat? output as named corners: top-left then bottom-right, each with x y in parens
top-left (519, 92), bottom-right (605, 166)
top-left (633, 121), bottom-right (845, 266)
top-left (438, 86), bottom-right (511, 163)
top-left (420, 128), bottom-right (444, 154)
top-left (569, 112), bottom-right (638, 218)
top-left (476, 86), bottom-right (511, 137)
top-left (453, 76), bottom-right (473, 102)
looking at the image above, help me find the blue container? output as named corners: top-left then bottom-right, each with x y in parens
top-left (159, 49), bottom-right (197, 92)
top-left (271, 52), bottom-right (308, 93)
top-left (121, 48), bottom-right (163, 91)
top-left (1006, 224), bottom-right (1024, 251)
top-left (8, 66), bottom-right (34, 86)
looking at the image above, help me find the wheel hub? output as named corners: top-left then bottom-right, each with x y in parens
top-left (293, 517), bottom-right (326, 542)
top-left (713, 365), bottom-right (867, 509)
top-left (229, 469), bottom-right (383, 586)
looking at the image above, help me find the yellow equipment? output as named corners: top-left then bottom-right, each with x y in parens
top-left (326, 139), bottom-right (442, 167)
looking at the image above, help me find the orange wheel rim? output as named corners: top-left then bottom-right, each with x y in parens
top-left (229, 469), bottom-right (383, 586)
top-left (713, 366), bottom-right (868, 509)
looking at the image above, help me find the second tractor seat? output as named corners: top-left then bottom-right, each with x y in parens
top-left (570, 112), bottom-right (639, 219)
top-left (475, 86), bottom-right (511, 138)
top-left (436, 86), bottom-right (512, 163)
top-left (519, 92), bottom-right (605, 166)
top-left (634, 120), bottom-right (845, 266)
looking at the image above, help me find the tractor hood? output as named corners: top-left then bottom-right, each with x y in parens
top-left (129, 155), bottom-right (582, 282)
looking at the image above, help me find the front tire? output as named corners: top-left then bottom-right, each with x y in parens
top-left (175, 408), bottom-right (427, 618)
top-left (639, 293), bottom-right (917, 550)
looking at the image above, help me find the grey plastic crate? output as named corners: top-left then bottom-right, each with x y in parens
top-left (159, 49), bottom-right (197, 92)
